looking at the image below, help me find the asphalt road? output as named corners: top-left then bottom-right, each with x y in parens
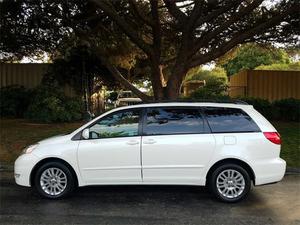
top-left (0, 172), bottom-right (299, 225)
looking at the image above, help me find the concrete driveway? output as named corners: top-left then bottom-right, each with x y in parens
top-left (0, 172), bottom-right (299, 225)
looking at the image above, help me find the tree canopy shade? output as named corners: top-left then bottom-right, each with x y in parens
top-left (1, 0), bottom-right (299, 100)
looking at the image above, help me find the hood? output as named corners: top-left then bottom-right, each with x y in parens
top-left (38, 134), bottom-right (71, 145)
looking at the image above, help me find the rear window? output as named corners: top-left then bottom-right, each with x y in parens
top-left (203, 107), bottom-right (260, 133)
top-left (144, 107), bottom-right (209, 135)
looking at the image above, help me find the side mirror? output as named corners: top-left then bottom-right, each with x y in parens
top-left (82, 128), bottom-right (90, 140)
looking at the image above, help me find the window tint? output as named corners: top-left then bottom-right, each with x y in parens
top-left (89, 109), bottom-right (140, 139)
top-left (144, 108), bottom-right (207, 135)
top-left (203, 107), bottom-right (260, 133)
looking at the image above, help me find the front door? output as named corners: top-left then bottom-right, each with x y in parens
top-left (77, 109), bottom-right (142, 184)
top-left (141, 107), bottom-right (216, 184)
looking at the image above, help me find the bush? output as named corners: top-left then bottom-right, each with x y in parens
top-left (186, 93), bottom-right (299, 122)
top-left (0, 85), bottom-right (33, 118)
top-left (235, 97), bottom-right (300, 122)
top-left (238, 97), bottom-right (272, 119)
top-left (189, 76), bottom-right (228, 99)
top-left (272, 98), bottom-right (300, 122)
top-left (25, 85), bottom-right (84, 122)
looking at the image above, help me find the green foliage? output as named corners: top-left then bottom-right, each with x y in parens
top-left (239, 97), bottom-right (300, 122)
top-left (186, 92), bottom-right (299, 122)
top-left (186, 67), bottom-right (227, 81)
top-left (25, 85), bottom-right (84, 123)
top-left (238, 97), bottom-right (272, 118)
top-left (221, 43), bottom-right (291, 76)
top-left (185, 67), bottom-right (228, 99)
top-left (255, 61), bottom-right (300, 71)
top-left (190, 77), bottom-right (228, 99)
top-left (0, 85), bottom-right (33, 118)
top-left (107, 91), bottom-right (118, 102)
top-left (272, 98), bottom-right (300, 122)
top-left (42, 45), bottom-right (116, 96)
top-left (1, 0), bottom-right (298, 99)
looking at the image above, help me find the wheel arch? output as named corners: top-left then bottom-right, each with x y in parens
top-left (30, 157), bottom-right (79, 187)
top-left (206, 158), bottom-right (256, 185)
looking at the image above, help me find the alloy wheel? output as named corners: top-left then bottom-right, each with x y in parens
top-left (40, 167), bottom-right (68, 196)
top-left (216, 169), bottom-right (245, 199)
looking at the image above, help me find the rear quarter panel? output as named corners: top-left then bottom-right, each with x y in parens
top-left (202, 106), bottom-right (283, 185)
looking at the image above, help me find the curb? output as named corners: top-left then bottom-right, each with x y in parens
top-left (286, 167), bottom-right (300, 175)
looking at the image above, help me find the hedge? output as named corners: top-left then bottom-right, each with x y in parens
top-left (239, 97), bottom-right (300, 122)
top-left (0, 85), bottom-right (84, 122)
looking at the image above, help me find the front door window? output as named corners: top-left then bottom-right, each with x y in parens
top-left (89, 109), bottom-right (140, 139)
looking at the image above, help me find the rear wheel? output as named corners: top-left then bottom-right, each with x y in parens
top-left (209, 164), bottom-right (251, 203)
top-left (34, 162), bottom-right (75, 199)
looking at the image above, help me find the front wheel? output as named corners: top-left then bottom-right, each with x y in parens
top-left (34, 162), bottom-right (75, 199)
top-left (209, 164), bottom-right (251, 203)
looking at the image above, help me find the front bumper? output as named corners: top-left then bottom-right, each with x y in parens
top-left (14, 153), bottom-right (39, 187)
top-left (253, 157), bottom-right (286, 186)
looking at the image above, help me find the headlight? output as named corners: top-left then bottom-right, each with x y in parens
top-left (22, 144), bottom-right (39, 154)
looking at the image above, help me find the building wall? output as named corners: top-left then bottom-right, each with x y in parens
top-left (229, 70), bottom-right (300, 101)
top-left (0, 63), bottom-right (75, 97)
top-left (182, 80), bottom-right (206, 96)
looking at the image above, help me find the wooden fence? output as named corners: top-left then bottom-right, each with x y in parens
top-left (0, 63), bottom-right (75, 96)
top-left (229, 70), bottom-right (300, 101)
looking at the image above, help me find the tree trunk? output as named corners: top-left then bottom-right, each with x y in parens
top-left (149, 64), bottom-right (188, 100)
top-left (150, 61), bottom-right (165, 100)
top-left (165, 77), bottom-right (182, 100)
top-left (165, 67), bottom-right (188, 100)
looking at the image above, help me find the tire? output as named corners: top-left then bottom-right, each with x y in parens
top-left (208, 164), bottom-right (251, 203)
top-left (34, 161), bottom-right (76, 199)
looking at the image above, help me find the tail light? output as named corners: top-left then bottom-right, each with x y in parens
top-left (263, 132), bottom-right (281, 145)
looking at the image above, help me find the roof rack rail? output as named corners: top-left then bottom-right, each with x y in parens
top-left (233, 100), bottom-right (249, 105)
top-left (141, 99), bottom-right (249, 105)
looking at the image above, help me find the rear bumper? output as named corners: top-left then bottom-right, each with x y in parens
top-left (253, 157), bottom-right (286, 186)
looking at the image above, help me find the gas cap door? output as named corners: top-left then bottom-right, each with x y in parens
top-left (224, 136), bottom-right (237, 145)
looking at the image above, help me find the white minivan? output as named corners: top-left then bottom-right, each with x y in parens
top-left (14, 102), bottom-right (286, 202)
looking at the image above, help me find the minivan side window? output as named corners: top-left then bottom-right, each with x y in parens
top-left (203, 107), bottom-right (260, 133)
top-left (144, 107), bottom-right (208, 135)
top-left (88, 109), bottom-right (140, 139)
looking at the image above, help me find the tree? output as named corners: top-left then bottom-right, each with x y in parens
top-left (255, 61), bottom-right (300, 70)
top-left (1, 0), bottom-right (299, 100)
top-left (218, 43), bottom-right (291, 76)
top-left (42, 44), bottom-right (116, 113)
top-left (43, 44), bottom-right (149, 112)
top-left (185, 67), bottom-right (228, 98)
top-left (185, 67), bottom-right (228, 82)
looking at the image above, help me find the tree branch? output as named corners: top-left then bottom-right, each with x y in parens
top-left (163, 0), bottom-right (187, 23)
top-left (195, 1), bottom-right (242, 27)
top-left (186, 0), bottom-right (204, 29)
top-left (91, 0), bottom-right (154, 57)
top-left (190, 0), bottom-right (264, 58)
top-left (98, 54), bottom-right (152, 101)
top-left (128, 0), bottom-right (153, 27)
top-left (150, 0), bottom-right (161, 60)
top-left (189, 11), bottom-right (292, 68)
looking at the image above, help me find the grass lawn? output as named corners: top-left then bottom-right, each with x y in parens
top-left (272, 121), bottom-right (300, 168)
top-left (0, 119), bottom-right (83, 164)
top-left (0, 119), bottom-right (299, 167)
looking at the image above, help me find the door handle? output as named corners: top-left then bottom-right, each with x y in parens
top-left (126, 140), bottom-right (139, 145)
top-left (143, 139), bottom-right (156, 144)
